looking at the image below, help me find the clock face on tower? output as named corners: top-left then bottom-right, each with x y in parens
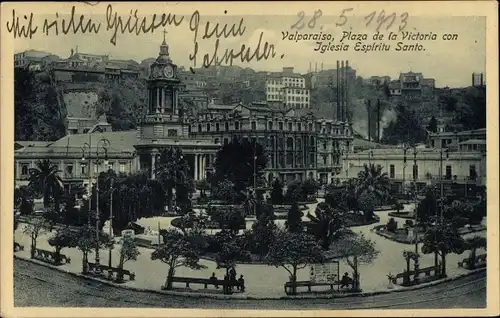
top-left (163, 65), bottom-right (174, 78)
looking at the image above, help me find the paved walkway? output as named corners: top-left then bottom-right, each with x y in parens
top-left (14, 201), bottom-right (485, 297)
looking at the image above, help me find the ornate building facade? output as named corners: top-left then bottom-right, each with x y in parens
top-left (189, 102), bottom-right (354, 185)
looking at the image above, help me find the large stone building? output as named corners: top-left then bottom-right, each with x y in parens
top-left (14, 36), bottom-right (220, 190)
top-left (189, 102), bottom-right (354, 185)
top-left (344, 147), bottom-right (486, 191)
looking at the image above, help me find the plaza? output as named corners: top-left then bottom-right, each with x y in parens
top-left (14, 200), bottom-right (485, 298)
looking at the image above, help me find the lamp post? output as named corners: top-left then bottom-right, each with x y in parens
top-left (81, 141), bottom-right (92, 225)
top-left (94, 138), bottom-right (110, 272)
top-left (108, 177), bottom-right (115, 273)
top-left (413, 146), bottom-right (418, 254)
top-left (253, 141), bottom-right (257, 216)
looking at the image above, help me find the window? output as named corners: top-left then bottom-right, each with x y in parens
top-left (308, 123), bottom-right (313, 131)
top-left (81, 164), bottom-right (87, 176)
top-left (390, 165), bottom-right (395, 178)
top-left (21, 164), bottom-right (29, 176)
top-left (279, 122), bottom-right (284, 130)
top-left (469, 165), bottom-right (477, 180)
top-left (323, 156), bottom-right (327, 165)
top-left (445, 165), bottom-right (452, 179)
top-left (119, 163), bottom-right (126, 173)
top-left (288, 122), bottom-right (293, 131)
top-left (268, 121), bottom-right (273, 130)
top-left (206, 123), bottom-right (211, 132)
top-left (214, 138), bottom-right (220, 144)
top-left (198, 124), bottom-right (202, 132)
top-left (216, 123), bottom-right (220, 132)
top-left (223, 138), bottom-right (229, 145)
top-left (168, 129), bottom-right (177, 136)
top-left (297, 123), bottom-right (302, 131)
top-left (413, 165), bottom-right (419, 180)
top-left (66, 165), bottom-right (74, 177)
top-left (235, 122), bottom-right (240, 130)
top-left (225, 122), bottom-right (229, 131)
top-left (251, 121), bottom-right (256, 130)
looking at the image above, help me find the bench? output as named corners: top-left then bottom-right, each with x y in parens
top-left (86, 262), bottom-right (136, 281)
top-left (34, 248), bottom-right (71, 265)
top-left (393, 265), bottom-right (440, 285)
top-left (284, 281), bottom-right (351, 295)
top-left (458, 254), bottom-right (487, 269)
top-left (170, 276), bottom-right (243, 294)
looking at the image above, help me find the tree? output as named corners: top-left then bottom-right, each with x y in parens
top-left (266, 230), bottom-right (324, 295)
top-left (195, 179), bottom-right (211, 198)
top-left (421, 223), bottom-right (466, 277)
top-left (427, 116), bottom-right (438, 133)
top-left (336, 233), bottom-right (380, 290)
top-left (357, 192), bottom-right (378, 221)
top-left (212, 179), bottom-right (238, 204)
top-left (48, 226), bottom-right (76, 264)
top-left (356, 163), bottom-right (391, 204)
top-left (15, 185), bottom-right (34, 215)
top-left (464, 236), bottom-right (486, 269)
top-left (151, 228), bottom-right (207, 290)
top-left (286, 202), bottom-right (303, 233)
top-left (284, 180), bottom-right (305, 203)
top-left (155, 147), bottom-right (190, 212)
top-left (301, 179), bottom-right (320, 199)
top-left (28, 159), bottom-right (63, 212)
top-left (116, 236), bottom-right (140, 282)
top-left (74, 224), bottom-right (112, 273)
top-left (381, 103), bottom-right (426, 145)
top-left (215, 233), bottom-right (252, 276)
top-left (306, 203), bottom-right (345, 250)
top-left (23, 215), bottom-right (50, 259)
top-left (416, 188), bottom-right (438, 226)
top-left (270, 179), bottom-right (284, 205)
top-left (250, 204), bottom-right (277, 259)
top-left (212, 138), bottom-right (267, 201)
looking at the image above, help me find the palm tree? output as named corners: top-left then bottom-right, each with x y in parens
top-left (306, 202), bottom-right (345, 250)
top-left (356, 163), bottom-right (391, 202)
top-left (464, 236), bottom-right (487, 269)
top-left (155, 147), bottom-right (189, 212)
top-left (28, 159), bottom-right (63, 212)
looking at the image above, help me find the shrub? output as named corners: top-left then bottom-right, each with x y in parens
top-left (386, 218), bottom-right (398, 232)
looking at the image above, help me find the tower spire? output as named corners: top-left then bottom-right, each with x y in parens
top-left (159, 29), bottom-right (169, 56)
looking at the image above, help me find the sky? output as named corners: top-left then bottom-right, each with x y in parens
top-left (8, 3), bottom-right (486, 88)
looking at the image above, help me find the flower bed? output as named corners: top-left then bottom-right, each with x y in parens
top-left (388, 211), bottom-right (415, 219)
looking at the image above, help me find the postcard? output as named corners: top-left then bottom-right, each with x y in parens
top-left (1, 1), bottom-right (498, 317)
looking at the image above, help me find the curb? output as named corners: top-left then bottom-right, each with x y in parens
top-left (14, 254), bottom-right (486, 300)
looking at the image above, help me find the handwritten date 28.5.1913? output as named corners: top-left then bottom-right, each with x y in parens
top-left (291, 9), bottom-right (409, 32)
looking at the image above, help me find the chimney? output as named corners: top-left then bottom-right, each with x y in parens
top-left (336, 60), bottom-right (340, 121)
top-left (377, 99), bottom-right (381, 142)
top-left (309, 62), bottom-right (312, 73)
top-left (367, 100), bottom-right (371, 141)
top-left (345, 61), bottom-right (349, 122)
top-left (315, 62), bottom-right (318, 72)
top-left (341, 61), bottom-right (345, 121)
top-left (321, 62), bottom-right (323, 71)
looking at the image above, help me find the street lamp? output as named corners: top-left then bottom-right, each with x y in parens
top-left (94, 138), bottom-right (110, 272)
top-left (108, 177), bottom-right (116, 277)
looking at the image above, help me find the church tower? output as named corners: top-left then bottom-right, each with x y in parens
top-left (140, 31), bottom-right (186, 139)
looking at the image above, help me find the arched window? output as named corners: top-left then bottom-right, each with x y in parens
top-left (206, 123), bottom-right (211, 132)
top-left (251, 121), bottom-right (256, 130)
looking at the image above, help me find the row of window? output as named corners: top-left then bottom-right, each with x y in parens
top-left (266, 95), bottom-right (309, 102)
top-left (387, 164), bottom-right (477, 180)
top-left (267, 87), bottom-right (309, 94)
top-left (18, 162), bottom-right (128, 178)
top-left (194, 121), bottom-right (349, 134)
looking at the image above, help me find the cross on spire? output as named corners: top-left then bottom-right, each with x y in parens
top-left (162, 29), bottom-right (168, 43)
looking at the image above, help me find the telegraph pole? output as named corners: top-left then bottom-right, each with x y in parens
top-left (108, 177), bottom-right (114, 272)
top-left (367, 100), bottom-right (371, 142)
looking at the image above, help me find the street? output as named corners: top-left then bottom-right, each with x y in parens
top-left (14, 259), bottom-right (486, 309)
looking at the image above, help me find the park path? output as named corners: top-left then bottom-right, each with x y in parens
top-left (14, 201), bottom-right (485, 297)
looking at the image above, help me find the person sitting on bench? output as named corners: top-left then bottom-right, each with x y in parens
top-left (340, 272), bottom-right (352, 288)
top-left (209, 272), bottom-right (219, 289)
top-left (238, 275), bottom-right (245, 292)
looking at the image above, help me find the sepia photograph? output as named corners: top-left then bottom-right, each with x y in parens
top-left (1, 1), bottom-right (498, 317)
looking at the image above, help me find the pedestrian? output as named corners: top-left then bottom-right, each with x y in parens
top-left (223, 274), bottom-right (230, 294)
top-left (340, 272), bottom-right (351, 288)
top-left (209, 272), bottom-right (219, 289)
top-left (238, 274), bottom-right (245, 292)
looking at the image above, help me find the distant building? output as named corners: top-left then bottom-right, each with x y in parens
top-left (14, 50), bottom-right (57, 70)
top-left (472, 72), bottom-right (485, 87)
top-left (428, 128), bottom-right (486, 150)
top-left (266, 67), bottom-right (310, 109)
top-left (396, 71), bottom-right (435, 101)
top-left (365, 76), bottom-right (391, 86)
